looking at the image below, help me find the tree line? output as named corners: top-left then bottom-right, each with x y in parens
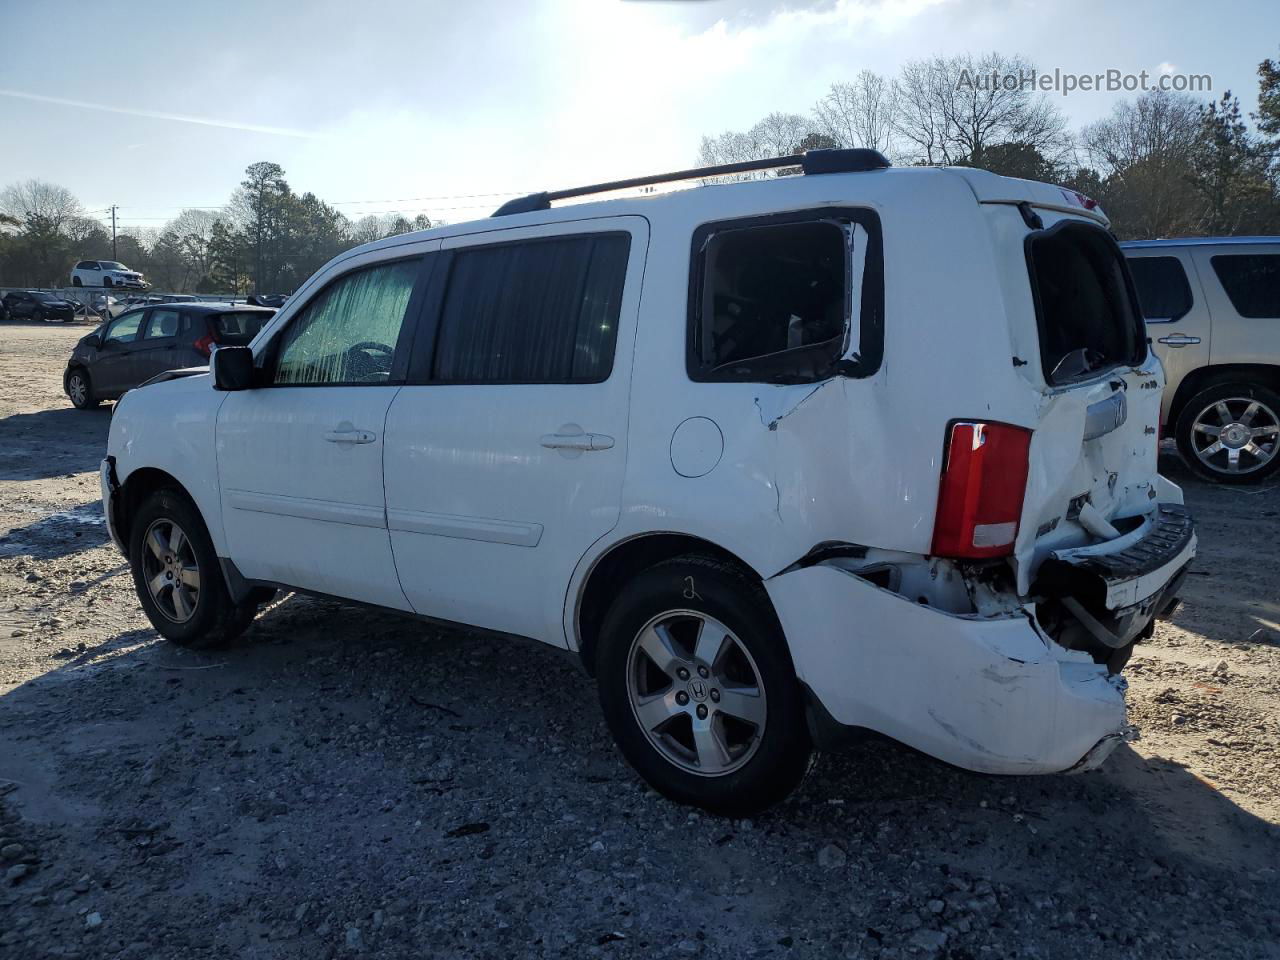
top-left (699, 48), bottom-right (1280, 239)
top-left (3, 46), bottom-right (1279, 292)
top-left (0, 161), bottom-right (435, 293)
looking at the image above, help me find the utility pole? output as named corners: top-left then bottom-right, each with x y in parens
top-left (110, 205), bottom-right (118, 260)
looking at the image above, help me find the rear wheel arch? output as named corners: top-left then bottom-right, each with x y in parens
top-left (1167, 363), bottom-right (1280, 428)
top-left (575, 532), bottom-right (773, 676)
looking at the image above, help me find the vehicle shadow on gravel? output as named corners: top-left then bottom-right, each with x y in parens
top-left (0, 499), bottom-right (110, 560)
top-left (2, 590), bottom-right (1277, 957)
top-left (0, 407), bottom-right (111, 482)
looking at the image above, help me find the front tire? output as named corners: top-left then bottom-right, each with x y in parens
top-left (73, 276), bottom-right (82, 287)
top-left (103, 277), bottom-right (113, 288)
top-left (596, 555), bottom-right (813, 815)
top-left (66, 368), bottom-right (98, 409)
top-left (1175, 382), bottom-right (1280, 484)
top-left (128, 489), bottom-right (259, 647)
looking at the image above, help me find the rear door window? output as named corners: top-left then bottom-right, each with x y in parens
top-left (143, 309), bottom-right (181, 339)
top-left (1025, 221), bottom-right (1145, 385)
top-left (431, 233), bottom-right (630, 383)
top-left (1211, 254), bottom-right (1280, 318)
top-left (1126, 256), bottom-right (1193, 322)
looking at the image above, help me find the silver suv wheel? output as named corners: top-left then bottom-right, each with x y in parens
top-left (141, 518), bottom-right (202, 622)
top-left (1189, 396), bottom-right (1279, 477)
top-left (625, 610), bottom-right (767, 777)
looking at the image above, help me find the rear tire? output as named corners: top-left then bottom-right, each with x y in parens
top-left (1174, 382), bottom-right (1280, 484)
top-left (596, 555), bottom-right (813, 815)
top-left (128, 488), bottom-right (260, 648)
top-left (66, 368), bottom-right (98, 409)
top-left (33, 309), bottom-right (44, 322)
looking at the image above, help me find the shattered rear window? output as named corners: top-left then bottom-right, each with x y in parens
top-left (687, 209), bottom-right (882, 384)
top-left (1026, 221), bottom-right (1145, 385)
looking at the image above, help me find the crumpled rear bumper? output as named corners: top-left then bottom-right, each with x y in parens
top-left (766, 564), bottom-right (1128, 775)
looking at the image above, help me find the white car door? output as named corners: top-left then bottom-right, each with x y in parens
top-left (383, 217), bottom-right (648, 645)
top-left (216, 253), bottom-right (431, 609)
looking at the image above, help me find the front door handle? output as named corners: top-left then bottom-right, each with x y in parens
top-left (324, 429), bottom-right (376, 444)
top-left (540, 432), bottom-right (614, 451)
top-left (1156, 334), bottom-right (1201, 348)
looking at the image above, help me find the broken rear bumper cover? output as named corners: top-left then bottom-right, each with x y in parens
top-left (765, 506), bottom-right (1194, 775)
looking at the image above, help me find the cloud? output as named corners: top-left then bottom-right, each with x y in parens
top-left (0, 88), bottom-right (321, 138)
top-left (1157, 61), bottom-right (1177, 75)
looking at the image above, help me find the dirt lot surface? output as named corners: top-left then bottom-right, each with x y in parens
top-left (1, 322), bottom-right (1278, 959)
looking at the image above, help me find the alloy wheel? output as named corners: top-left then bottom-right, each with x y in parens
top-left (141, 518), bottom-right (201, 623)
top-left (625, 610), bottom-right (767, 777)
top-left (68, 374), bottom-right (87, 406)
top-left (1189, 397), bottom-right (1279, 477)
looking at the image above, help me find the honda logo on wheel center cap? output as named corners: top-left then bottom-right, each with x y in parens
top-left (687, 679), bottom-right (708, 702)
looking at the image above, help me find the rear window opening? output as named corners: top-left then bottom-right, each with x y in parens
top-left (690, 219), bottom-right (854, 383)
top-left (1025, 221), bottom-right (1145, 386)
top-left (212, 311), bottom-right (271, 345)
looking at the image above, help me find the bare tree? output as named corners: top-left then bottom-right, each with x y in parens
top-left (698, 112), bottom-right (814, 166)
top-left (894, 54), bottom-right (1069, 167)
top-left (1080, 89), bottom-right (1202, 173)
top-left (167, 208), bottom-right (223, 282)
top-left (1081, 90), bottom-right (1203, 237)
top-left (813, 71), bottom-right (899, 156)
top-left (0, 179), bottom-right (83, 230)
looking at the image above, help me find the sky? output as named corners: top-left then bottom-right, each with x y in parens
top-left (0, 0), bottom-right (1273, 233)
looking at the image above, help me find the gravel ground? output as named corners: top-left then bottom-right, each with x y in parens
top-left (1, 322), bottom-right (1278, 960)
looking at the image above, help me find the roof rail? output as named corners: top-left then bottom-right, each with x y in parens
top-left (491, 148), bottom-right (891, 217)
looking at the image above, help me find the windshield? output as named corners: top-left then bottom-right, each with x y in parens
top-left (99, 261), bottom-right (127, 270)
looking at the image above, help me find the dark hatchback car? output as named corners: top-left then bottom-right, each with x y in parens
top-left (2, 290), bottom-right (77, 322)
top-left (64, 303), bottom-right (274, 409)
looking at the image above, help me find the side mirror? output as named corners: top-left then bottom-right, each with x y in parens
top-left (86, 333), bottom-right (102, 348)
top-left (212, 346), bottom-right (255, 391)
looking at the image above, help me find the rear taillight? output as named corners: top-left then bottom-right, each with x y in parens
top-left (193, 333), bottom-right (215, 358)
top-left (931, 421), bottom-right (1032, 559)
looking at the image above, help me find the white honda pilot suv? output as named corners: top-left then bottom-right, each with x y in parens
top-left (102, 150), bottom-right (1195, 814)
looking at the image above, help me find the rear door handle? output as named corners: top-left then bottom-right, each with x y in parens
top-left (540, 432), bottom-right (614, 451)
top-left (324, 429), bottom-right (376, 444)
top-left (1156, 335), bottom-right (1201, 348)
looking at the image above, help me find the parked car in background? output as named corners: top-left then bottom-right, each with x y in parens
top-left (90, 293), bottom-right (119, 318)
top-left (1, 290), bottom-right (76, 322)
top-left (64, 303), bottom-right (274, 409)
top-left (158, 294), bottom-right (200, 304)
top-left (101, 151), bottom-right (1194, 814)
top-left (1123, 237), bottom-right (1280, 483)
top-left (70, 260), bottom-right (150, 289)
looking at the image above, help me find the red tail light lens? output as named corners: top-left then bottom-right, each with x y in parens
top-left (193, 333), bottom-right (215, 358)
top-left (931, 421), bottom-right (1032, 559)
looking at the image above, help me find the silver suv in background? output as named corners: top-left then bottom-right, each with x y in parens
top-left (1123, 237), bottom-right (1280, 483)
